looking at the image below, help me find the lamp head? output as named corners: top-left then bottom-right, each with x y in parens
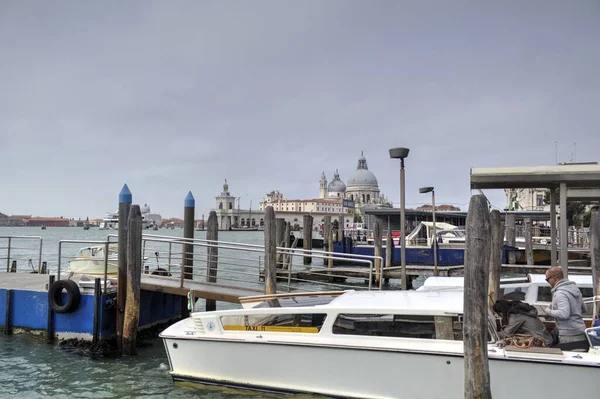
top-left (389, 147), bottom-right (410, 159)
top-left (419, 186), bottom-right (434, 194)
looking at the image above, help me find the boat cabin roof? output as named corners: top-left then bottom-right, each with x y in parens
top-left (324, 290), bottom-right (465, 315)
top-left (418, 274), bottom-right (592, 291)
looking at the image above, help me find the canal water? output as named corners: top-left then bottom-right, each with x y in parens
top-left (0, 227), bottom-right (328, 398)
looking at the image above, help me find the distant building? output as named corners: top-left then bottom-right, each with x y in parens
top-left (27, 217), bottom-right (70, 227)
top-left (505, 188), bottom-right (548, 211)
top-left (416, 204), bottom-right (461, 212)
top-left (0, 215), bottom-right (31, 227)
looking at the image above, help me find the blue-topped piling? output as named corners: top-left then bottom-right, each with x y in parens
top-left (117, 184), bottom-right (132, 351)
top-left (182, 192), bottom-right (195, 281)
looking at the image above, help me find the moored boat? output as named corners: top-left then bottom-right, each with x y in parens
top-left (160, 290), bottom-right (600, 398)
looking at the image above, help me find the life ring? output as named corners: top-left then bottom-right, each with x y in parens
top-left (49, 279), bottom-right (81, 314)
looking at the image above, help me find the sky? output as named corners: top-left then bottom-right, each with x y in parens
top-left (1, 1), bottom-right (599, 219)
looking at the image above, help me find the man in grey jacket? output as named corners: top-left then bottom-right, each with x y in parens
top-left (544, 267), bottom-right (588, 349)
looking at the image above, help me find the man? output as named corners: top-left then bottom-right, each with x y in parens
top-left (544, 267), bottom-right (588, 349)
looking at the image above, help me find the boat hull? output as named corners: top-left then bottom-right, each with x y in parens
top-left (163, 337), bottom-right (598, 399)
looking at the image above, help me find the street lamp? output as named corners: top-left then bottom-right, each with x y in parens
top-left (419, 186), bottom-right (437, 276)
top-left (389, 147), bottom-right (410, 290)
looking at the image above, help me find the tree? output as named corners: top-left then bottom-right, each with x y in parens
top-left (543, 190), bottom-right (598, 227)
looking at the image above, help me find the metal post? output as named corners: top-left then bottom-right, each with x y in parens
top-left (550, 189), bottom-right (558, 266)
top-left (559, 182), bottom-right (568, 277)
top-left (400, 159), bottom-right (407, 290)
top-left (6, 237), bottom-right (11, 272)
top-left (432, 189), bottom-right (438, 276)
top-left (38, 239), bottom-right (43, 273)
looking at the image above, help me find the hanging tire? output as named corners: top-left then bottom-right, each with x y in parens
top-left (49, 279), bottom-right (81, 314)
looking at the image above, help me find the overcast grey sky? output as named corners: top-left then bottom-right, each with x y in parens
top-left (1, 1), bottom-right (599, 219)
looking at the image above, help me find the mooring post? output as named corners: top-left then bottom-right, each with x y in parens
top-left (4, 289), bottom-right (12, 335)
top-left (505, 213), bottom-right (516, 264)
top-left (385, 231), bottom-right (392, 285)
top-left (590, 209), bottom-right (600, 312)
top-left (93, 277), bottom-right (101, 344)
top-left (283, 221), bottom-right (291, 270)
top-left (275, 218), bottom-right (285, 268)
top-left (206, 211), bottom-right (218, 312)
top-left (183, 191), bottom-right (195, 281)
top-left (524, 217), bottom-right (534, 265)
top-left (117, 184), bottom-right (132, 352)
top-left (41, 261), bottom-right (47, 274)
top-left (489, 210), bottom-right (503, 306)
top-left (303, 214), bottom-right (313, 265)
top-left (463, 195), bottom-right (492, 399)
top-left (323, 216), bottom-right (331, 266)
top-left (373, 221), bottom-right (382, 285)
top-left (123, 205), bottom-right (142, 356)
top-left (47, 274), bottom-right (55, 344)
top-left (264, 207), bottom-right (277, 295)
top-left (10, 260), bottom-right (16, 273)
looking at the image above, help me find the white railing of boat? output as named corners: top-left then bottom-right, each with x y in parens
top-left (0, 235), bottom-right (44, 273)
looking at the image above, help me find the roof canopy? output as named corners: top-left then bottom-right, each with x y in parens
top-left (470, 163), bottom-right (600, 190)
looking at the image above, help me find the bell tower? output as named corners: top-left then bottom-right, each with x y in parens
top-left (319, 171), bottom-right (328, 199)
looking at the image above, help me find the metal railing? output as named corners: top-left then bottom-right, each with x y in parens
top-left (0, 235), bottom-right (43, 273)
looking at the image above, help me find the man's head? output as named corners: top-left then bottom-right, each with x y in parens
top-left (545, 266), bottom-right (564, 288)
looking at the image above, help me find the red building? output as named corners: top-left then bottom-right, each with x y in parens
top-left (26, 217), bottom-right (70, 227)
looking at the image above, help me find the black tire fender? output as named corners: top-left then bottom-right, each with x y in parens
top-left (49, 279), bottom-right (81, 314)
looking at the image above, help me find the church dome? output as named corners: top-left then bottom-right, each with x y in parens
top-left (347, 152), bottom-right (378, 187)
top-left (327, 170), bottom-right (346, 192)
top-left (141, 203), bottom-right (151, 214)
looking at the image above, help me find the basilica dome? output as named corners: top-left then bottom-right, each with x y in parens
top-left (347, 153), bottom-right (378, 187)
top-left (327, 170), bottom-right (346, 193)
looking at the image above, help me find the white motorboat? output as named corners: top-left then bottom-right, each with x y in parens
top-left (160, 290), bottom-right (600, 398)
top-left (68, 245), bottom-right (119, 276)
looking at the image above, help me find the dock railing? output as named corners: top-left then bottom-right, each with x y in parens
top-left (0, 235), bottom-right (43, 273)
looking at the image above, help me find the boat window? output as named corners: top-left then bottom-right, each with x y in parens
top-left (221, 313), bottom-right (327, 333)
top-left (333, 314), bottom-right (464, 340)
top-left (252, 295), bottom-right (340, 308)
top-left (537, 287), bottom-right (594, 317)
top-left (500, 285), bottom-right (529, 301)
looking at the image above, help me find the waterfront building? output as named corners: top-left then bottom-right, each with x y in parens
top-left (214, 180), bottom-right (263, 231)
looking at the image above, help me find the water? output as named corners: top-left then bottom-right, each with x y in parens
top-left (1, 226), bottom-right (321, 398)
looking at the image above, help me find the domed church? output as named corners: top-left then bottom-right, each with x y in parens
top-left (318, 152), bottom-right (392, 210)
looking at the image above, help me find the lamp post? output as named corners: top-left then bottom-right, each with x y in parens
top-left (389, 147), bottom-right (410, 290)
top-left (419, 186), bottom-right (437, 276)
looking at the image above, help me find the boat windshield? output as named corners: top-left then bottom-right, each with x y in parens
top-left (253, 295), bottom-right (339, 308)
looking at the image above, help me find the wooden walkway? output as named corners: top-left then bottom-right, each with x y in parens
top-left (140, 275), bottom-right (263, 303)
top-left (0, 273), bottom-right (263, 304)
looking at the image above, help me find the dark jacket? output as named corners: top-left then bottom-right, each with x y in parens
top-left (499, 309), bottom-right (553, 346)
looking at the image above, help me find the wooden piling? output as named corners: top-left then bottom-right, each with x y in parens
top-left (385, 231), bottom-right (392, 285)
top-left (4, 289), bottom-right (12, 335)
top-left (328, 228), bottom-right (334, 270)
top-left (489, 210), bottom-right (503, 305)
top-left (505, 213), bottom-right (516, 264)
top-left (524, 217), bottom-right (534, 265)
top-left (123, 205), bottom-right (142, 356)
top-left (9, 260), bottom-right (16, 273)
top-left (303, 214), bottom-right (313, 265)
top-left (373, 221), bottom-right (382, 285)
top-left (206, 211), bottom-right (219, 311)
top-left (283, 221), bottom-right (291, 270)
top-left (264, 207), bottom-right (277, 295)
top-left (183, 192), bottom-right (195, 280)
top-left (93, 277), bottom-right (101, 344)
top-left (117, 184), bottom-right (132, 352)
top-left (276, 218), bottom-right (285, 247)
top-left (47, 274), bottom-right (55, 344)
top-left (463, 195), bottom-right (492, 399)
top-left (590, 209), bottom-right (600, 306)
top-left (323, 216), bottom-right (331, 266)
top-left (40, 261), bottom-right (47, 274)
